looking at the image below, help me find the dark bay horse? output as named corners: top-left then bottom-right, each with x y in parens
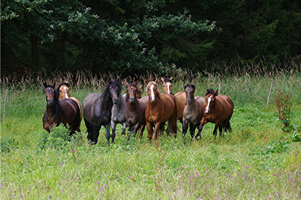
top-left (199, 89), bottom-right (234, 138)
top-left (83, 80), bottom-right (120, 146)
top-left (161, 77), bottom-right (186, 123)
top-left (145, 79), bottom-right (178, 140)
top-left (182, 84), bottom-right (206, 139)
top-left (57, 82), bottom-right (82, 127)
top-left (43, 83), bottom-right (81, 134)
top-left (125, 81), bottom-right (148, 138)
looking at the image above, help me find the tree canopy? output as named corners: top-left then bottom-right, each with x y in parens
top-left (1, 0), bottom-right (300, 77)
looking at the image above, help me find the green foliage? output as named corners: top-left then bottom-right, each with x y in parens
top-left (252, 140), bottom-right (289, 156)
top-left (37, 124), bottom-right (82, 151)
top-left (0, 136), bottom-right (18, 153)
top-left (290, 125), bottom-right (301, 142)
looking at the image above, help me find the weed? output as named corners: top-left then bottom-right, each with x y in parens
top-left (274, 89), bottom-right (293, 131)
top-left (0, 136), bottom-right (18, 153)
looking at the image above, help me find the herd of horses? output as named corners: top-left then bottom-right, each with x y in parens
top-left (43, 78), bottom-right (234, 146)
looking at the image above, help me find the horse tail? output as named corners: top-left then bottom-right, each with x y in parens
top-left (167, 96), bottom-right (178, 135)
top-left (70, 98), bottom-right (81, 133)
top-left (225, 121), bottom-right (232, 133)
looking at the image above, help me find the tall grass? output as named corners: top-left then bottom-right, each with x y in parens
top-left (1, 60), bottom-right (301, 199)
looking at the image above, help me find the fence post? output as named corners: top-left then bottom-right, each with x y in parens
top-left (219, 83), bottom-right (221, 94)
top-left (266, 81), bottom-right (273, 108)
top-left (3, 89), bottom-right (8, 119)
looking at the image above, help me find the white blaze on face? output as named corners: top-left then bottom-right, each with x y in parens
top-left (205, 95), bottom-right (212, 114)
top-left (150, 84), bottom-right (155, 102)
top-left (63, 86), bottom-right (69, 98)
top-left (166, 82), bottom-right (171, 94)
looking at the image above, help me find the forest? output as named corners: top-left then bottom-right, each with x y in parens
top-left (2, 0), bottom-right (301, 78)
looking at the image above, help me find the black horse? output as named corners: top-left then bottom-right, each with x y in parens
top-left (83, 80), bottom-right (122, 146)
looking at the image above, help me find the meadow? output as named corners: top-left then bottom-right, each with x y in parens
top-left (1, 63), bottom-right (301, 199)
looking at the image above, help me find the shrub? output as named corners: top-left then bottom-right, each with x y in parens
top-left (274, 89), bottom-right (293, 131)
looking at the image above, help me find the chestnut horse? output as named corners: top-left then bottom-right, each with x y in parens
top-left (57, 82), bottom-right (82, 129)
top-left (182, 84), bottom-right (206, 139)
top-left (145, 79), bottom-right (178, 140)
top-left (43, 83), bottom-right (81, 134)
top-left (125, 81), bottom-right (148, 138)
top-left (83, 80), bottom-right (120, 146)
top-left (199, 89), bottom-right (234, 138)
top-left (161, 77), bottom-right (186, 123)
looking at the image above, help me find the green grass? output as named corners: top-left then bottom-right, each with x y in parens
top-left (1, 71), bottom-right (301, 199)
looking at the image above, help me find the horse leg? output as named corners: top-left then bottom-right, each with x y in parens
top-left (138, 125), bottom-right (145, 139)
top-left (160, 122), bottom-right (166, 136)
top-left (146, 121), bottom-right (153, 141)
top-left (105, 123), bottom-right (111, 146)
top-left (190, 123), bottom-right (197, 140)
top-left (154, 122), bottom-right (161, 140)
top-left (219, 124), bottom-right (224, 137)
top-left (111, 121), bottom-right (116, 144)
top-left (182, 118), bottom-right (188, 137)
top-left (121, 122), bottom-right (126, 135)
top-left (197, 118), bottom-right (207, 139)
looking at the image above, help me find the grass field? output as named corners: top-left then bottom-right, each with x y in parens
top-left (1, 67), bottom-right (301, 199)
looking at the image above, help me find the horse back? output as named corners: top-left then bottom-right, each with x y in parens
top-left (216, 95), bottom-right (234, 117)
top-left (160, 94), bottom-right (177, 120)
top-left (174, 92), bottom-right (186, 120)
top-left (59, 98), bottom-right (81, 131)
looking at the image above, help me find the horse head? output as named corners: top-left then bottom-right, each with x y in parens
top-left (126, 81), bottom-right (138, 103)
top-left (145, 78), bottom-right (158, 103)
top-left (204, 89), bottom-right (218, 114)
top-left (161, 77), bottom-right (173, 94)
top-left (109, 80), bottom-right (122, 104)
top-left (57, 82), bottom-right (70, 99)
top-left (184, 83), bottom-right (195, 105)
top-left (44, 82), bottom-right (57, 106)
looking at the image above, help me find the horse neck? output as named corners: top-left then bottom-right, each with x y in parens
top-left (46, 100), bottom-right (61, 118)
top-left (127, 98), bottom-right (139, 112)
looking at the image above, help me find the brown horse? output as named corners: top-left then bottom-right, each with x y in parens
top-left (161, 77), bottom-right (186, 123)
top-left (57, 82), bottom-right (82, 131)
top-left (125, 81), bottom-right (148, 138)
top-left (199, 89), bottom-right (234, 138)
top-left (43, 83), bottom-right (81, 134)
top-left (145, 79), bottom-right (178, 140)
top-left (182, 84), bottom-right (206, 139)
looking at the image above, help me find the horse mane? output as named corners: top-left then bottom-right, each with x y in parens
top-left (164, 78), bottom-right (172, 83)
top-left (57, 82), bottom-right (70, 90)
top-left (102, 80), bottom-right (122, 97)
top-left (206, 89), bottom-right (217, 96)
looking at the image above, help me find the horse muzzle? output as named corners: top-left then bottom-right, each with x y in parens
top-left (204, 108), bottom-right (209, 114)
top-left (150, 97), bottom-right (156, 103)
top-left (187, 99), bottom-right (192, 105)
top-left (47, 99), bottom-right (54, 106)
top-left (129, 98), bottom-right (135, 103)
top-left (113, 98), bottom-right (119, 104)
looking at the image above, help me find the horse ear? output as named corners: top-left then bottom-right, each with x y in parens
top-left (192, 84), bottom-right (195, 90)
top-left (170, 77), bottom-right (173, 81)
top-left (52, 83), bottom-right (55, 88)
top-left (116, 77), bottom-right (120, 82)
top-left (155, 78), bottom-right (157, 83)
top-left (214, 90), bottom-right (218, 95)
top-left (44, 82), bottom-right (48, 88)
top-left (134, 80), bottom-right (138, 85)
top-left (161, 77), bottom-right (165, 83)
top-left (145, 79), bottom-right (149, 84)
top-left (126, 82), bottom-right (130, 87)
top-left (138, 85), bottom-right (142, 90)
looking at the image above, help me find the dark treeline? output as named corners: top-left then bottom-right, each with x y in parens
top-left (1, 0), bottom-right (301, 78)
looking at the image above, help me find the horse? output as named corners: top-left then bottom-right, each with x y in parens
top-left (198, 89), bottom-right (234, 138)
top-left (57, 82), bottom-right (82, 130)
top-left (42, 83), bottom-right (81, 135)
top-left (144, 78), bottom-right (178, 140)
top-left (182, 83), bottom-right (206, 139)
top-left (110, 80), bottom-right (127, 137)
top-left (83, 80), bottom-right (120, 146)
top-left (125, 81), bottom-right (149, 138)
top-left (161, 77), bottom-right (186, 123)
